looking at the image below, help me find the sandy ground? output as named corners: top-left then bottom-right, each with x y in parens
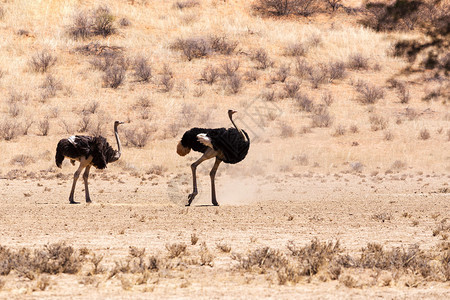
top-left (0, 169), bottom-right (449, 298)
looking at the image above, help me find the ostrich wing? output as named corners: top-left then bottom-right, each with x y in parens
top-left (197, 133), bottom-right (214, 149)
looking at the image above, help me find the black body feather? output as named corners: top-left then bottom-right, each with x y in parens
top-left (55, 135), bottom-right (118, 169)
top-left (180, 127), bottom-right (250, 164)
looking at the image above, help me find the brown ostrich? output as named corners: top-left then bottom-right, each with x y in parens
top-left (177, 110), bottom-right (250, 206)
top-left (55, 121), bottom-right (124, 204)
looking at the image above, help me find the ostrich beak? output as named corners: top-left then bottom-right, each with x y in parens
top-left (117, 121), bottom-right (125, 125)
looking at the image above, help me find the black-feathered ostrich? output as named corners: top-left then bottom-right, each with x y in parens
top-left (177, 110), bottom-right (250, 206)
top-left (55, 121), bottom-right (124, 204)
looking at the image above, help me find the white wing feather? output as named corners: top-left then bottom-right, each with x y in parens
top-left (197, 133), bottom-right (213, 149)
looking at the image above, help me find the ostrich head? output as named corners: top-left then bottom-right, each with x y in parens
top-left (228, 109), bottom-right (237, 118)
top-left (114, 121), bottom-right (125, 126)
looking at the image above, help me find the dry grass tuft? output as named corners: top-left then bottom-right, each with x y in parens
top-left (166, 243), bottom-right (187, 258)
top-left (29, 50), bottom-right (57, 73)
top-left (418, 128), bottom-right (431, 140)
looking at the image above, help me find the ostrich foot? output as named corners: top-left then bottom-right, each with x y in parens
top-left (86, 198), bottom-right (92, 203)
top-left (187, 192), bottom-right (197, 206)
top-left (212, 202), bottom-right (219, 206)
top-left (69, 200), bottom-right (80, 204)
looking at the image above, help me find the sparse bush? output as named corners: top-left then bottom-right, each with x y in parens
top-left (321, 92), bottom-right (334, 106)
top-left (254, 0), bottom-right (320, 16)
top-left (419, 128), bottom-right (430, 140)
top-left (296, 93), bottom-right (314, 112)
top-left (30, 50), bottom-right (57, 73)
top-left (191, 233), bottom-right (199, 245)
top-left (82, 100), bottom-right (100, 115)
top-left (166, 243), bottom-right (187, 258)
top-left (280, 123), bottom-right (295, 137)
top-left (309, 66), bottom-right (327, 88)
top-left (8, 102), bottom-right (21, 117)
top-left (133, 56), bottom-right (152, 82)
top-left (311, 106), bottom-right (333, 128)
top-left (90, 52), bottom-right (128, 71)
top-left (216, 243), bottom-right (231, 253)
top-left (69, 11), bottom-right (91, 40)
top-left (244, 69), bottom-right (259, 82)
top-left (332, 124), bottom-right (346, 136)
top-left (173, 37), bottom-right (210, 61)
top-left (284, 42), bottom-right (307, 56)
top-left (103, 64), bottom-right (126, 88)
top-left (261, 89), bottom-right (276, 102)
top-left (384, 130), bottom-right (394, 141)
top-left (124, 125), bottom-right (153, 148)
top-left (348, 53), bottom-right (369, 70)
top-left (294, 57), bottom-right (311, 78)
top-left (226, 74), bottom-right (242, 94)
top-left (369, 114), bottom-right (388, 131)
top-left (201, 65), bottom-right (219, 84)
top-left (328, 61), bottom-right (346, 81)
top-left (391, 160), bottom-right (407, 170)
top-left (251, 48), bottom-right (273, 69)
top-left (396, 82), bottom-right (410, 104)
top-left (159, 74), bottom-right (174, 92)
top-left (10, 155), bottom-right (35, 167)
top-left (78, 115), bottom-right (91, 132)
top-left (0, 120), bottom-right (19, 141)
top-left (92, 6), bottom-right (116, 37)
top-left (38, 118), bottom-right (50, 136)
top-left (355, 80), bottom-right (384, 104)
top-left (271, 64), bottom-right (290, 83)
top-left (209, 35), bottom-right (238, 55)
top-left (40, 75), bottom-right (62, 100)
top-left (175, 0), bottom-right (200, 9)
top-left (326, 0), bottom-right (342, 11)
top-left (349, 124), bottom-right (359, 133)
top-left (119, 17), bottom-right (131, 27)
top-left (284, 80), bottom-right (301, 98)
top-left (221, 60), bottom-right (240, 77)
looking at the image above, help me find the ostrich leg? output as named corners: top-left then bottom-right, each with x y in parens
top-left (83, 165), bottom-right (92, 203)
top-left (209, 158), bottom-right (222, 206)
top-left (187, 148), bottom-right (215, 206)
top-left (69, 164), bottom-right (84, 204)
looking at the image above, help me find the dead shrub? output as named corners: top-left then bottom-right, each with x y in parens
top-left (271, 64), bottom-right (290, 83)
top-left (226, 74), bottom-right (242, 94)
top-left (284, 42), bottom-right (308, 56)
top-left (38, 118), bottom-right (50, 136)
top-left (284, 80), bottom-right (301, 98)
top-left (92, 6), bottom-right (116, 37)
top-left (200, 65), bottom-right (219, 84)
top-left (90, 52), bottom-right (128, 72)
top-left (103, 64), bottom-right (126, 88)
top-left (369, 114), bottom-right (388, 131)
top-left (10, 155), bottom-right (35, 167)
top-left (348, 53), bottom-right (369, 70)
top-left (328, 61), bottom-right (346, 81)
top-left (332, 124), bottom-right (346, 136)
top-left (124, 125), bottom-right (153, 148)
top-left (199, 243), bottom-right (214, 266)
top-left (175, 0), bottom-right (200, 9)
top-left (119, 17), bottom-right (131, 27)
top-left (294, 57), bottom-right (312, 78)
top-left (244, 69), bottom-right (259, 82)
top-left (309, 66), bottom-right (328, 89)
top-left (350, 161), bottom-right (364, 173)
top-left (69, 11), bottom-right (91, 40)
top-left (295, 93), bottom-right (314, 112)
top-left (8, 102), bottom-right (21, 117)
top-left (216, 243), bottom-right (231, 253)
top-left (159, 64), bottom-right (174, 92)
top-left (209, 35), bottom-right (238, 55)
top-left (311, 106), bottom-right (333, 128)
top-left (251, 48), bottom-right (273, 69)
top-left (30, 50), bottom-right (57, 73)
top-left (280, 123), bottom-right (295, 137)
top-left (78, 115), bottom-right (91, 132)
top-left (191, 234), bottom-right (199, 245)
top-left (236, 247), bottom-right (289, 270)
top-left (133, 56), bottom-right (152, 82)
top-left (391, 160), bottom-right (407, 170)
top-left (355, 80), bottom-right (384, 104)
top-left (253, 0), bottom-right (321, 16)
top-left (349, 124), bottom-right (359, 133)
top-left (40, 74), bottom-right (62, 100)
top-left (321, 92), bottom-right (334, 106)
top-left (326, 0), bottom-right (342, 11)
top-left (166, 243), bottom-right (187, 258)
top-left (395, 82), bottom-right (410, 104)
top-left (419, 128), bottom-right (430, 140)
top-left (146, 164), bottom-right (168, 176)
top-left (172, 37), bottom-right (210, 61)
top-left (384, 130), bottom-right (394, 141)
top-left (261, 89), bottom-right (276, 102)
top-left (220, 60), bottom-right (240, 77)
top-left (82, 100), bottom-right (101, 114)
top-left (0, 120), bottom-right (19, 141)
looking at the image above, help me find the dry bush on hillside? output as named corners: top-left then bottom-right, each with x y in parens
top-left (209, 35), bottom-right (238, 55)
top-left (296, 93), bottom-right (314, 112)
top-left (384, 130), bottom-right (394, 141)
top-left (174, 0), bottom-right (200, 9)
top-left (69, 11), bottom-right (91, 40)
top-left (0, 120), bottom-right (20, 141)
top-left (225, 74), bottom-right (243, 94)
top-left (396, 83), bottom-right (410, 104)
top-left (355, 80), bottom-right (385, 104)
top-left (261, 89), bottom-right (276, 102)
top-left (271, 64), bottom-right (290, 83)
top-left (284, 80), bottom-right (301, 98)
top-left (40, 75), bottom-right (63, 100)
top-left (251, 48), bottom-right (274, 69)
top-left (347, 53), bottom-right (370, 70)
top-left (332, 124), bottom-right (346, 136)
top-left (158, 64), bottom-right (174, 92)
top-left (328, 61), bottom-right (346, 81)
top-left (82, 100), bottom-right (101, 115)
top-left (90, 52), bottom-right (129, 72)
top-left (280, 123), bottom-right (295, 137)
top-left (124, 124), bottom-right (154, 148)
top-left (308, 66), bottom-right (328, 88)
top-left (172, 37), bottom-right (210, 61)
top-left (311, 106), bottom-right (333, 128)
top-left (0, 5), bottom-right (5, 20)
top-left (220, 60), bottom-right (240, 78)
top-left (10, 155), bottom-right (35, 167)
top-left (38, 118), bottom-right (50, 136)
top-left (146, 164), bottom-right (168, 176)
top-left (103, 64), bottom-right (126, 88)
top-left (284, 42), bottom-right (308, 56)
top-left (166, 243), bottom-right (187, 258)
top-left (419, 128), bottom-right (431, 140)
top-left (216, 242), bottom-right (231, 253)
top-left (294, 57), bottom-right (312, 78)
top-left (133, 56), bottom-right (152, 82)
top-left (92, 6), bottom-right (116, 37)
top-left (391, 160), bottom-right (407, 171)
top-left (244, 69), bottom-right (259, 82)
top-left (369, 114), bottom-right (388, 131)
top-left (253, 0), bottom-right (321, 16)
top-left (29, 50), bottom-right (57, 73)
top-left (200, 65), bottom-right (220, 84)
top-left (8, 102), bottom-right (22, 117)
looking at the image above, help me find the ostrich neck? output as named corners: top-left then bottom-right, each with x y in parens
top-left (112, 124), bottom-right (122, 162)
top-left (230, 115), bottom-right (248, 143)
